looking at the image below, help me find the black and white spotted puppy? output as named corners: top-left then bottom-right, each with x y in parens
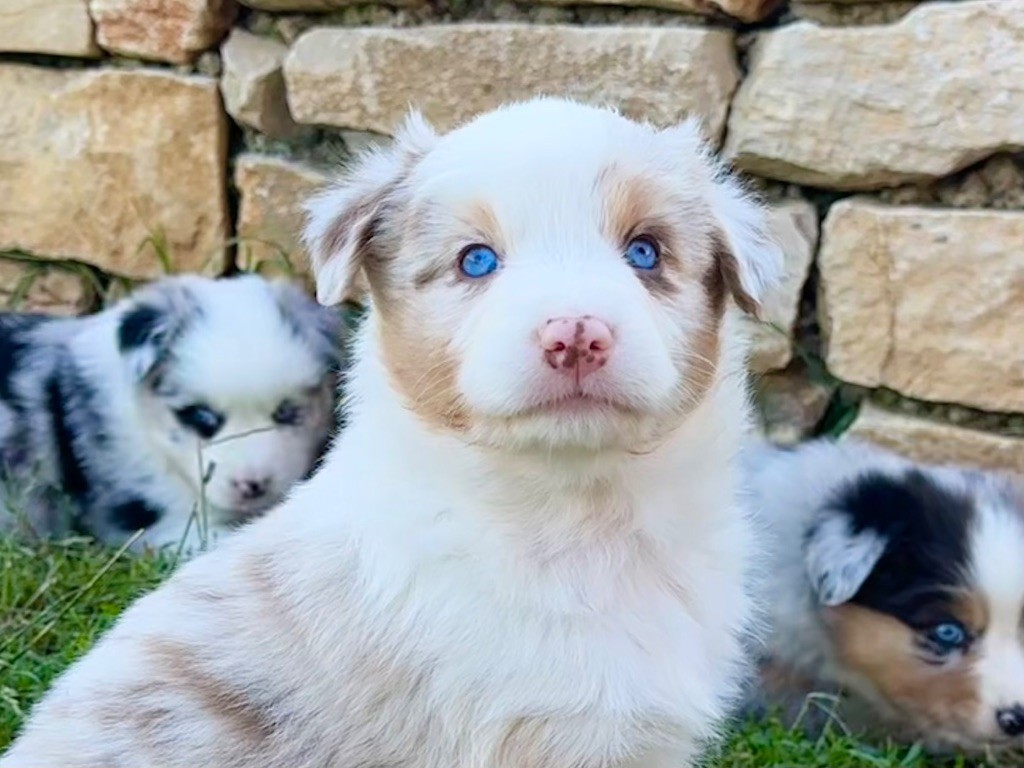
top-left (743, 437), bottom-right (1024, 754)
top-left (0, 274), bottom-right (340, 552)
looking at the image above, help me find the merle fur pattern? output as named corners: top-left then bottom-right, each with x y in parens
top-left (0, 275), bottom-right (343, 551)
top-left (738, 437), bottom-right (1009, 740)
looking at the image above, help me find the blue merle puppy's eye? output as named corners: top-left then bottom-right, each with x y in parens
top-left (272, 399), bottom-right (305, 427)
top-left (926, 621), bottom-right (968, 653)
top-left (174, 404), bottom-right (224, 440)
top-left (459, 244), bottom-right (500, 279)
top-left (624, 236), bottom-right (660, 270)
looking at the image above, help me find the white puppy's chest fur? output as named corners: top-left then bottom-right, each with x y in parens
top-left (219, 340), bottom-right (753, 766)
top-left (26, 338), bottom-right (755, 768)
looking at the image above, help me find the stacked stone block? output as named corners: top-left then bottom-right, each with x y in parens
top-left (0, 0), bottom-right (1020, 470)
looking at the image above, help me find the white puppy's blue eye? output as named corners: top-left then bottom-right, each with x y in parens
top-left (459, 245), bottom-right (500, 279)
top-left (624, 237), bottom-right (660, 270)
top-left (926, 621), bottom-right (968, 652)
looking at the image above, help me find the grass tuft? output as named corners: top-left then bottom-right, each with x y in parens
top-left (0, 536), bottom-right (173, 746)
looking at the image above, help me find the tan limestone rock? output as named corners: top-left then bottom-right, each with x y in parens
top-left (90, 0), bottom-right (237, 64)
top-left (524, 0), bottom-right (780, 23)
top-left (846, 404), bottom-right (1024, 474)
top-left (726, 1), bottom-right (1024, 189)
top-left (0, 0), bottom-right (100, 57)
top-left (234, 154), bottom-right (327, 287)
top-left (0, 258), bottom-right (95, 316)
top-left (235, 154), bottom-right (378, 303)
top-left (819, 200), bottom-right (1024, 413)
top-left (221, 28), bottom-right (305, 139)
top-left (0, 66), bottom-right (229, 279)
top-left (747, 201), bottom-right (817, 373)
top-left (284, 24), bottom-right (739, 142)
top-left (239, 0), bottom-right (417, 8)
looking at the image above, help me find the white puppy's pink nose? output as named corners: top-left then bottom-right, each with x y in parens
top-left (540, 316), bottom-right (614, 381)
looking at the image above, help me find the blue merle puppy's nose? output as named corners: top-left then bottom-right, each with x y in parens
top-left (996, 705), bottom-right (1024, 737)
top-left (234, 477), bottom-right (270, 501)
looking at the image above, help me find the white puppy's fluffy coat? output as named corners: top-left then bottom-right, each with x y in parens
top-left (2, 98), bottom-right (781, 767)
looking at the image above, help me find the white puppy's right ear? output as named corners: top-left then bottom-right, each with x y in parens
top-left (804, 512), bottom-right (887, 607)
top-left (303, 111), bottom-right (438, 307)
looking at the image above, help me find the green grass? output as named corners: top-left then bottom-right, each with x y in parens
top-left (0, 536), bottom-right (1013, 766)
top-left (716, 718), bottom-right (989, 768)
top-left (0, 536), bottom-right (174, 746)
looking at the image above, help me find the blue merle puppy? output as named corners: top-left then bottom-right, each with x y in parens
top-left (0, 274), bottom-right (341, 552)
top-left (742, 437), bottom-right (1024, 754)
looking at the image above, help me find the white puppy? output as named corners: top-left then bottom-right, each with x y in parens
top-left (1, 98), bottom-right (781, 768)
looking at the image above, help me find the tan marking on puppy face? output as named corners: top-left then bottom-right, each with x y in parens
top-left (827, 603), bottom-right (982, 736)
top-left (339, 188), bottom-right (474, 434)
top-left (462, 201), bottom-right (505, 253)
top-left (599, 170), bottom-right (692, 301)
top-left (714, 235), bottom-right (760, 318)
top-left (377, 308), bottom-right (470, 434)
top-left (951, 588), bottom-right (990, 636)
top-left (600, 170), bottom-right (658, 247)
top-left (598, 168), bottom-right (728, 417)
top-left (598, 168), bottom-right (761, 321)
top-left (680, 264), bottom-right (727, 412)
top-left (411, 201), bottom-right (505, 291)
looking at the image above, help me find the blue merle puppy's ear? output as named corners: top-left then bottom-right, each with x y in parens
top-left (803, 511), bottom-right (888, 607)
top-left (116, 282), bottom-right (193, 384)
top-left (269, 279), bottom-right (344, 372)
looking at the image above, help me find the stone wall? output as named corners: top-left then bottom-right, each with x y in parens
top-left (1, 0), bottom-right (1021, 471)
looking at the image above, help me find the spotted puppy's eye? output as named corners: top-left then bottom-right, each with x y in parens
top-left (272, 399), bottom-right (305, 427)
top-left (459, 244), bottom-right (500, 279)
top-left (624, 236), bottom-right (660, 271)
top-left (174, 404), bottom-right (224, 440)
top-left (925, 621), bottom-right (969, 653)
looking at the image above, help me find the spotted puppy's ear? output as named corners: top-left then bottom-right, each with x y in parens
top-left (662, 119), bottom-right (784, 318)
top-left (303, 111), bottom-right (438, 307)
top-left (116, 280), bottom-right (194, 384)
top-left (269, 278), bottom-right (344, 371)
top-left (803, 511), bottom-right (888, 607)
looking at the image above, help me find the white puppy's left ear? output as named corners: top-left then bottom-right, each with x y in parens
top-left (662, 119), bottom-right (783, 318)
top-left (705, 169), bottom-right (784, 319)
top-left (303, 111), bottom-right (438, 307)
